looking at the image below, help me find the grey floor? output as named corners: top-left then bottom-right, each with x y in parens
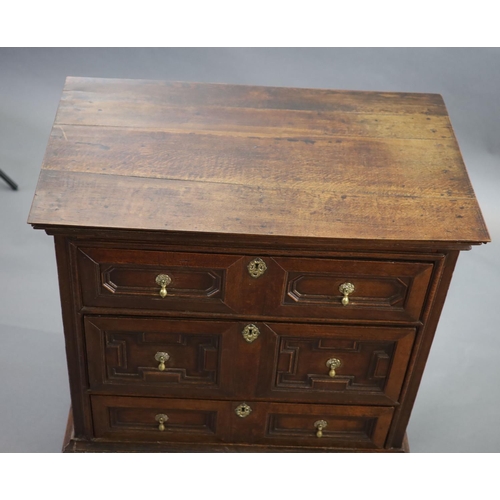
top-left (1, 48), bottom-right (499, 452)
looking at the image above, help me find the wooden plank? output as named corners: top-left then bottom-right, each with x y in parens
top-left (62, 77), bottom-right (448, 116)
top-left (28, 169), bottom-right (490, 242)
top-left (54, 99), bottom-right (453, 140)
top-left (42, 125), bottom-right (474, 199)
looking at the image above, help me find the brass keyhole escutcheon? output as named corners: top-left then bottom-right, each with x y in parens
top-left (155, 274), bottom-right (172, 298)
top-left (235, 403), bottom-right (252, 418)
top-left (314, 420), bottom-right (327, 438)
top-left (339, 282), bottom-right (355, 306)
top-left (155, 352), bottom-right (170, 371)
top-left (247, 258), bottom-right (267, 278)
top-left (155, 414), bottom-right (169, 431)
top-left (242, 324), bottom-right (261, 343)
top-left (326, 358), bottom-right (342, 378)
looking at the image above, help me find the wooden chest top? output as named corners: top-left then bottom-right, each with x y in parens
top-left (28, 77), bottom-right (489, 244)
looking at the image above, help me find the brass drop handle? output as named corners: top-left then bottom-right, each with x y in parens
top-left (314, 420), bottom-right (327, 438)
top-left (339, 282), bottom-right (355, 306)
top-left (155, 414), bottom-right (168, 431)
top-left (156, 274), bottom-right (172, 298)
top-left (326, 358), bottom-right (342, 377)
top-left (155, 352), bottom-right (170, 371)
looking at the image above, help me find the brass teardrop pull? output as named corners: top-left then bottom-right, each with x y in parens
top-left (155, 414), bottom-right (169, 431)
top-left (155, 274), bottom-right (172, 298)
top-left (326, 358), bottom-right (342, 377)
top-left (314, 420), bottom-right (327, 438)
top-left (155, 352), bottom-right (170, 371)
top-left (339, 282), bottom-right (355, 306)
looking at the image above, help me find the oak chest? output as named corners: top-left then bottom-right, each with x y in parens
top-left (28, 77), bottom-right (490, 452)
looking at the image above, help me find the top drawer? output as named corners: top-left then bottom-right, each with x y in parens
top-left (76, 246), bottom-right (433, 322)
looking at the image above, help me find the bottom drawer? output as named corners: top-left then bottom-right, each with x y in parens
top-left (91, 396), bottom-right (394, 450)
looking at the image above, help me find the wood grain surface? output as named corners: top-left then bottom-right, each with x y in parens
top-left (28, 77), bottom-right (490, 243)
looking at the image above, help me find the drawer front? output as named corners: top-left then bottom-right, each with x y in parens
top-left (91, 396), bottom-right (393, 449)
top-left (77, 246), bottom-right (244, 314)
top-left (85, 318), bottom-right (414, 405)
top-left (266, 256), bottom-right (433, 322)
top-left (85, 316), bottom-right (237, 398)
top-left (92, 396), bottom-right (232, 443)
top-left (254, 323), bottom-right (415, 405)
top-left (230, 401), bottom-right (394, 449)
top-left (77, 246), bottom-right (433, 322)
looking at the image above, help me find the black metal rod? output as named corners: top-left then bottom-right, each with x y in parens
top-left (0, 169), bottom-right (18, 190)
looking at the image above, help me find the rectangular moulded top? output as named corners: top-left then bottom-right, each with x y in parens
top-left (28, 77), bottom-right (490, 245)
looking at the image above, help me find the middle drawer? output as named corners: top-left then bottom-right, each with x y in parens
top-left (84, 316), bottom-right (415, 405)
